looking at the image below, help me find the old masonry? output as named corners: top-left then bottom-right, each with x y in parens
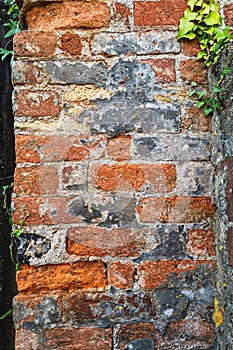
top-left (9, 0), bottom-right (233, 349)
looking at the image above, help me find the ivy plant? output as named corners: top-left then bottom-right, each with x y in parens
top-left (0, 0), bottom-right (21, 61)
top-left (177, 0), bottom-right (233, 66)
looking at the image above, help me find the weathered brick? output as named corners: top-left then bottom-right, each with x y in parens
top-left (117, 322), bottom-right (156, 350)
top-left (186, 229), bottom-right (215, 258)
top-left (180, 60), bottom-right (208, 84)
top-left (67, 227), bottom-right (160, 257)
top-left (107, 136), bottom-right (131, 161)
top-left (15, 329), bottom-right (38, 350)
top-left (138, 260), bottom-right (215, 289)
top-left (60, 32), bottom-right (82, 56)
top-left (43, 327), bottom-right (112, 349)
top-left (91, 31), bottom-right (180, 55)
top-left (14, 89), bottom-right (61, 117)
top-left (16, 261), bottom-right (107, 293)
top-left (113, 3), bottom-right (131, 27)
top-left (182, 38), bottom-right (200, 57)
top-left (137, 196), bottom-right (214, 223)
top-left (227, 228), bottom-right (233, 267)
top-left (26, 2), bottom-right (110, 30)
top-left (13, 61), bottom-right (45, 85)
top-left (93, 164), bottom-right (176, 192)
top-left (224, 4), bottom-right (233, 26)
top-left (14, 166), bottom-right (58, 196)
top-left (134, 0), bottom-right (187, 26)
top-left (144, 59), bottom-right (176, 83)
top-left (176, 162), bottom-right (213, 196)
top-left (62, 164), bottom-right (88, 193)
top-left (183, 105), bottom-right (211, 132)
top-left (133, 134), bottom-right (211, 161)
top-left (108, 262), bottom-right (134, 289)
top-left (15, 134), bottom-right (105, 164)
top-left (14, 31), bottom-right (57, 58)
top-left (159, 320), bottom-right (215, 349)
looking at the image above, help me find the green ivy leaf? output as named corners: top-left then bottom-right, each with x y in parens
top-left (204, 107), bottom-right (213, 116)
top-left (177, 17), bottom-right (195, 39)
top-left (188, 0), bottom-right (197, 11)
top-left (204, 11), bottom-right (221, 26)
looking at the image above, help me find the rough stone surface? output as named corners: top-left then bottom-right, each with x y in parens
top-left (12, 0), bottom-right (225, 348)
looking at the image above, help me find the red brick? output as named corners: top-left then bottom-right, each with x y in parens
top-left (180, 60), bottom-right (208, 84)
top-left (94, 164), bottom-right (145, 191)
top-left (162, 320), bottom-right (215, 349)
top-left (138, 260), bottom-right (215, 289)
top-left (223, 158), bottom-right (233, 221)
top-left (60, 32), bottom-right (82, 56)
top-left (186, 229), bottom-right (215, 258)
top-left (182, 38), bottom-right (200, 57)
top-left (183, 105), bottom-right (211, 132)
top-left (26, 2), bottom-right (110, 30)
top-left (13, 61), bottom-right (45, 85)
top-left (137, 196), bottom-right (214, 223)
top-left (13, 196), bottom-right (85, 225)
top-left (93, 164), bottom-right (176, 192)
top-left (144, 59), bottom-right (176, 83)
top-left (15, 134), bottom-right (105, 164)
top-left (16, 261), bottom-right (107, 293)
top-left (107, 135), bottom-right (131, 161)
top-left (113, 3), bottom-right (131, 27)
top-left (44, 327), bottom-right (112, 349)
top-left (227, 228), bottom-right (233, 267)
top-left (14, 165), bottom-right (58, 196)
top-left (134, 0), bottom-right (187, 27)
top-left (108, 262), bottom-right (134, 289)
top-left (14, 31), bottom-right (57, 58)
top-left (14, 89), bottom-right (61, 117)
top-left (67, 227), bottom-right (158, 257)
top-left (15, 329), bottom-right (38, 350)
top-left (224, 4), bottom-right (233, 26)
top-left (117, 322), bottom-right (157, 349)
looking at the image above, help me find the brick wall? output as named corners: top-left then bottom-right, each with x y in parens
top-left (12, 0), bottom-right (233, 349)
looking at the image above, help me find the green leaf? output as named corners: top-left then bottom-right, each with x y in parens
top-left (189, 89), bottom-right (196, 97)
top-left (188, 0), bottom-right (197, 11)
top-left (183, 7), bottom-right (198, 21)
top-left (177, 17), bottom-right (195, 39)
top-left (200, 3), bottom-right (210, 15)
top-left (197, 50), bottom-right (207, 59)
top-left (198, 91), bottom-right (205, 99)
top-left (222, 67), bottom-right (233, 76)
top-left (197, 100), bottom-right (205, 108)
top-left (204, 11), bottom-right (221, 26)
top-left (195, 0), bottom-right (203, 7)
top-left (204, 107), bottom-right (213, 116)
top-left (213, 86), bottom-right (221, 93)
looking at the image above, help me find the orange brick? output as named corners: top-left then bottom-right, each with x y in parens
top-left (134, 0), bottom-right (187, 26)
top-left (137, 196), bottom-right (214, 223)
top-left (107, 135), bottom-right (131, 161)
top-left (108, 262), bottom-right (134, 289)
top-left (16, 262), bottom-right (107, 293)
top-left (14, 165), bottom-right (58, 196)
top-left (60, 32), bottom-right (82, 56)
top-left (138, 260), bottom-right (215, 289)
top-left (14, 31), bottom-right (57, 58)
top-left (93, 164), bottom-right (176, 192)
top-left (14, 89), bottom-right (61, 117)
top-left (113, 3), bottom-right (131, 27)
top-left (180, 60), bottom-right (208, 84)
top-left (26, 2), bottom-right (110, 30)
top-left (67, 227), bottom-right (156, 257)
top-left (186, 229), bottom-right (215, 258)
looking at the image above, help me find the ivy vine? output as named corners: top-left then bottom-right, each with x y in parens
top-left (178, 0), bottom-right (233, 67)
top-left (178, 0), bottom-right (233, 116)
top-left (0, 0), bottom-right (21, 61)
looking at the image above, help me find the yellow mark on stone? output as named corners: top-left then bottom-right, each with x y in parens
top-left (213, 298), bottom-right (224, 327)
top-left (153, 94), bottom-right (172, 103)
top-left (65, 85), bottom-right (113, 102)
